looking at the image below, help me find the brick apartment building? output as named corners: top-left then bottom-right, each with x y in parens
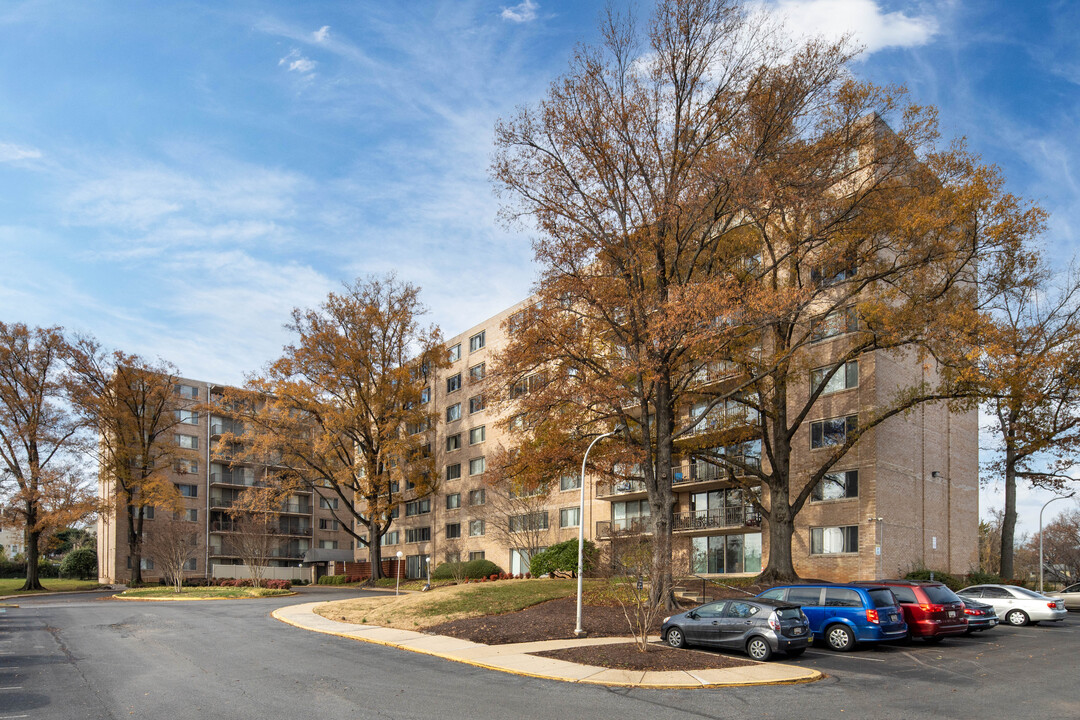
top-left (362, 299), bottom-right (979, 582)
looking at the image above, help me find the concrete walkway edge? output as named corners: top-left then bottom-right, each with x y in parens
top-left (272, 600), bottom-right (822, 689)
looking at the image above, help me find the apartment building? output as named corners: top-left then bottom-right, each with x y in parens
top-left (97, 377), bottom-right (354, 583)
top-left (363, 299), bottom-right (979, 583)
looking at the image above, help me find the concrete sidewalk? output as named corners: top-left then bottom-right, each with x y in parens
top-left (272, 601), bottom-right (822, 689)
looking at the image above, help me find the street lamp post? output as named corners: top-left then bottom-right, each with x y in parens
top-left (425, 556), bottom-right (432, 590)
top-left (1039, 491), bottom-right (1076, 593)
top-left (575, 430), bottom-right (615, 637)
top-left (396, 550), bottom-right (404, 596)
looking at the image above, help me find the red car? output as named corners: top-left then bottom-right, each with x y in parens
top-left (856, 580), bottom-right (968, 642)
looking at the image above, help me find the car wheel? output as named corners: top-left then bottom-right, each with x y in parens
top-left (1005, 609), bottom-right (1029, 626)
top-left (786, 647), bottom-right (806, 658)
top-left (922, 636), bottom-right (944, 644)
top-left (666, 627), bottom-right (687, 649)
top-left (746, 636), bottom-right (773, 662)
top-left (825, 624), bottom-right (855, 652)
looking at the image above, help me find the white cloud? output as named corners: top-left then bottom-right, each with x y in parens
top-left (279, 48), bottom-right (317, 74)
top-left (0, 141), bottom-right (42, 162)
top-left (313, 25), bottom-right (330, 43)
top-left (763, 0), bottom-right (938, 53)
top-left (501, 0), bottom-right (538, 24)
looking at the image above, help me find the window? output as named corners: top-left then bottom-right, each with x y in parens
top-left (446, 463), bottom-right (461, 481)
top-left (319, 540), bottom-right (339, 550)
top-left (469, 395), bottom-right (485, 414)
top-left (812, 253), bottom-right (858, 286)
top-left (183, 558), bottom-right (197, 571)
top-left (560, 507), bottom-right (580, 528)
top-left (810, 306), bottom-right (858, 342)
top-left (469, 551), bottom-right (485, 561)
top-left (381, 531), bottom-right (399, 546)
top-left (811, 361), bottom-right (859, 396)
top-left (469, 426), bottom-right (485, 445)
top-left (690, 533), bottom-right (763, 574)
top-left (141, 505), bottom-right (155, 520)
top-left (510, 373), bottom-right (545, 399)
top-left (810, 526), bottom-right (859, 554)
top-left (175, 384), bottom-right (199, 399)
top-left (824, 588), bottom-right (863, 607)
top-left (469, 457), bottom-right (486, 476)
top-left (560, 475), bottom-right (581, 491)
top-left (509, 512), bottom-right (548, 533)
top-left (446, 493), bottom-right (461, 509)
top-left (175, 483), bottom-right (198, 498)
top-left (319, 518), bottom-right (340, 530)
top-left (406, 527), bottom-right (431, 543)
top-left (405, 499), bottom-right (431, 516)
top-left (127, 557), bottom-right (155, 570)
top-left (175, 434), bottom-right (198, 449)
top-left (469, 489), bottom-right (486, 506)
top-left (469, 331), bottom-right (486, 352)
top-left (448, 344), bottom-right (461, 362)
top-left (446, 403), bottom-right (462, 422)
top-left (445, 523), bottom-right (461, 539)
top-left (812, 470), bottom-right (859, 501)
top-left (320, 497), bottom-right (339, 510)
top-left (421, 387), bottom-right (431, 404)
top-left (175, 409), bottom-right (199, 425)
top-left (469, 363), bottom-right (485, 382)
top-left (446, 434), bottom-right (461, 452)
top-left (175, 459), bottom-right (198, 474)
top-left (183, 508), bottom-right (198, 522)
top-left (469, 519), bottom-right (485, 536)
top-left (810, 415), bottom-right (858, 448)
top-left (447, 373), bottom-right (462, 393)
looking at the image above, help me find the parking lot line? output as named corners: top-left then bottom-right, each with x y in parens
top-left (801, 650), bottom-right (886, 662)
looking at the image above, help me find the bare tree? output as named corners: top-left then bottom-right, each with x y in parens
top-left (596, 533), bottom-right (669, 652)
top-left (226, 486), bottom-right (284, 588)
top-left (484, 470), bottom-right (552, 573)
top-left (143, 516), bottom-right (201, 593)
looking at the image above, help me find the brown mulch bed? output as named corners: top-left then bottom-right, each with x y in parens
top-left (426, 596), bottom-right (662, 644)
top-left (535, 643), bottom-right (753, 672)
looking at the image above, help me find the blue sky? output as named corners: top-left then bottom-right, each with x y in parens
top-left (1, 0), bottom-right (1077, 535)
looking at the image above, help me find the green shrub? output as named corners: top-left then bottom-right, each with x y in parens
top-left (431, 562), bottom-right (460, 581)
top-left (904, 568), bottom-right (963, 591)
top-left (462, 559), bottom-right (503, 579)
top-left (964, 570), bottom-right (1002, 586)
top-left (318, 574), bottom-right (349, 585)
top-left (530, 539), bottom-right (597, 577)
top-left (60, 548), bottom-right (97, 580)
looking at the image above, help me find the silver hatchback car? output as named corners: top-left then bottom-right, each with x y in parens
top-left (957, 584), bottom-right (1067, 626)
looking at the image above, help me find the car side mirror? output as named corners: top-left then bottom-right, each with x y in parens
top-left (687, 611), bottom-right (698, 619)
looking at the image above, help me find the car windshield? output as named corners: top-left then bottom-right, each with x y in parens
top-left (868, 589), bottom-right (898, 608)
top-left (922, 585), bottom-right (961, 604)
top-left (1010, 586), bottom-right (1047, 599)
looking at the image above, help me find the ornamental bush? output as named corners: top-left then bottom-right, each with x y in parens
top-left (530, 539), bottom-right (597, 578)
top-left (59, 548), bottom-right (98, 580)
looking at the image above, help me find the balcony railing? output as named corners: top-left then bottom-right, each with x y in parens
top-left (209, 496), bottom-right (239, 509)
top-left (210, 420), bottom-right (245, 437)
top-left (210, 520), bottom-right (239, 533)
top-left (279, 502), bottom-right (312, 514)
top-left (672, 456), bottom-right (761, 485)
top-left (209, 472), bottom-right (264, 488)
top-left (672, 506), bottom-right (761, 532)
top-left (596, 478), bottom-right (648, 497)
top-left (278, 525), bottom-right (313, 537)
top-left (595, 517), bottom-right (655, 538)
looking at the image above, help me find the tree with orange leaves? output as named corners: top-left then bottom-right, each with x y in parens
top-left (491, 0), bottom-right (1040, 593)
top-left (0, 323), bottom-right (94, 590)
top-left (220, 275), bottom-right (446, 581)
top-left (66, 337), bottom-right (188, 584)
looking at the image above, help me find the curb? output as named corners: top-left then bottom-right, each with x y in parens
top-left (271, 601), bottom-right (823, 689)
top-left (112, 590), bottom-right (299, 602)
top-left (0, 588), bottom-right (116, 601)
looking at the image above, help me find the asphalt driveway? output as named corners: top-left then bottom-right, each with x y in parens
top-left (1, 588), bottom-right (1077, 719)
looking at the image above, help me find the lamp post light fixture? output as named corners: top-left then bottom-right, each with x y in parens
top-left (575, 430), bottom-right (615, 638)
top-left (425, 556), bottom-right (432, 590)
top-left (1039, 491), bottom-right (1076, 593)
top-left (396, 550), bottom-right (404, 596)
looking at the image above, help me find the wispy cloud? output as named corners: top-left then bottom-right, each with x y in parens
top-left (501, 0), bottom-right (539, 24)
top-left (0, 141), bottom-right (42, 162)
top-left (279, 48), bottom-right (316, 74)
top-left (312, 25), bottom-right (330, 43)
top-left (762, 0), bottom-right (938, 53)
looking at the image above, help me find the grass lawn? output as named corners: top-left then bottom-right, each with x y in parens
top-left (0, 579), bottom-right (103, 595)
top-left (316, 578), bottom-right (588, 629)
top-left (117, 586), bottom-right (294, 600)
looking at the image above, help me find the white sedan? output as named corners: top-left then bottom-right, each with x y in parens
top-left (957, 584), bottom-right (1068, 626)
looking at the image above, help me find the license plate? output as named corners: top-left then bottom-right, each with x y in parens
top-left (947, 611), bottom-right (956, 618)
top-left (890, 614), bottom-right (898, 622)
top-left (791, 627), bottom-right (804, 635)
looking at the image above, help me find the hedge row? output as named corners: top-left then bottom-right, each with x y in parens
top-left (430, 558), bottom-right (504, 581)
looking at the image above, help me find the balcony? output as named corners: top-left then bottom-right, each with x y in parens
top-left (279, 502), bottom-right (312, 515)
top-left (596, 477), bottom-right (648, 498)
top-left (671, 456), bottom-right (761, 486)
top-left (595, 517), bottom-right (655, 539)
top-left (210, 420), bottom-right (245, 438)
top-left (209, 496), bottom-right (240, 510)
top-left (278, 524), bottom-right (313, 537)
top-left (672, 506), bottom-right (762, 533)
top-left (210, 520), bottom-right (239, 533)
top-left (209, 472), bottom-right (265, 488)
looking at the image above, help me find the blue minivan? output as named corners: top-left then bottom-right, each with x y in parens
top-left (756, 584), bottom-right (907, 651)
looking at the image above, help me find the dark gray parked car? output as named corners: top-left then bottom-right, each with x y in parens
top-left (661, 597), bottom-right (810, 661)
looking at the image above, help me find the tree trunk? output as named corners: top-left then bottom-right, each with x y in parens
top-left (650, 375), bottom-right (677, 611)
top-left (758, 367), bottom-right (800, 583)
top-left (368, 518), bottom-right (385, 581)
top-left (21, 525), bottom-right (44, 591)
top-left (1000, 445), bottom-right (1017, 579)
top-left (127, 504), bottom-right (143, 585)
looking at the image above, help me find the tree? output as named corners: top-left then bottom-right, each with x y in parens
top-left (142, 516), bottom-right (200, 592)
top-left (1029, 505), bottom-right (1080, 585)
top-left (491, 0), bottom-right (1038, 593)
top-left (221, 275), bottom-right (446, 581)
top-left (46, 526), bottom-right (94, 558)
top-left (0, 323), bottom-right (93, 590)
top-left (483, 468), bottom-right (553, 573)
top-left (66, 339), bottom-right (188, 584)
top-left (225, 486), bottom-right (284, 589)
top-left (530, 538), bottom-right (598, 578)
top-left (980, 266), bottom-right (1080, 578)
top-left (59, 546), bottom-right (97, 580)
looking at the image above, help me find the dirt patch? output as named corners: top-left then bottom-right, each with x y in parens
top-left (534, 643), bottom-right (753, 672)
top-left (426, 595), bottom-right (662, 644)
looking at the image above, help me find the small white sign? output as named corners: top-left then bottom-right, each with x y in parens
top-left (875, 546), bottom-right (881, 556)
top-left (932, 536), bottom-right (937, 550)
